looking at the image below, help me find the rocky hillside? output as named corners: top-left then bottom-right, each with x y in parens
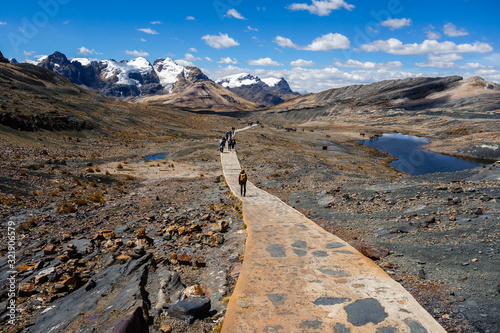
top-left (272, 76), bottom-right (500, 112)
top-left (217, 73), bottom-right (299, 107)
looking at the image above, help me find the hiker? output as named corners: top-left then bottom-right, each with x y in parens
top-left (230, 137), bottom-right (236, 150)
top-left (239, 169), bottom-right (247, 196)
top-left (219, 137), bottom-right (226, 153)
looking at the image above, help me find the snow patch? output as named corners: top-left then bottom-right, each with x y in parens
top-left (153, 58), bottom-right (185, 93)
top-left (261, 77), bottom-right (282, 87)
top-left (100, 57), bottom-right (153, 86)
top-left (71, 58), bottom-right (92, 66)
top-left (217, 73), bottom-right (260, 88)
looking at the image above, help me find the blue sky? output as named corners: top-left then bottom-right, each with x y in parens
top-left (1, 0), bottom-right (499, 92)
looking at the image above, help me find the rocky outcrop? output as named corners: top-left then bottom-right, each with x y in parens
top-left (0, 51), bottom-right (9, 64)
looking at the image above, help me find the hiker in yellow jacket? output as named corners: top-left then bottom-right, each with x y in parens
top-left (239, 169), bottom-right (247, 196)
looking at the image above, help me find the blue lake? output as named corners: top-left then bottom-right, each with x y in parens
top-left (144, 153), bottom-right (166, 161)
top-left (359, 133), bottom-right (483, 175)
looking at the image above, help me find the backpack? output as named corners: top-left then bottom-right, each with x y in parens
top-left (239, 172), bottom-right (247, 183)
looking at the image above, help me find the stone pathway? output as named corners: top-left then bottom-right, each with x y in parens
top-left (220, 126), bottom-right (445, 332)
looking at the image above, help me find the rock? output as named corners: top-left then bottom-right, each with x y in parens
top-left (217, 220), bottom-right (229, 233)
top-left (160, 270), bottom-right (185, 304)
top-left (497, 283), bottom-right (500, 294)
top-left (177, 252), bottom-right (191, 265)
top-left (137, 228), bottom-right (147, 238)
top-left (194, 256), bottom-right (206, 268)
top-left (359, 245), bottom-right (389, 260)
top-left (44, 245), bottom-right (56, 255)
top-left (101, 230), bottom-right (116, 239)
top-left (418, 216), bottom-right (436, 228)
top-left (472, 208), bottom-right (483, 215)
top-left (418, 268), bottom-right (429, 280)
top-left (126, 240), bottom-right (135, 248)
top-left (210, 233), bottom-right (225, 244)
top-left (457, 296), bottom-right (466, 302)
top-left (388, 225), bottom-right (415, 234)
top-left (84, 279), bottom-right (97, 291)
top-left (160, 324), bottom-right (172, 333)
top-left (178, 226), bottom-right (189, 236)
top-left (184, 284), bottom-right (204, 297)
top-left (19, 282), bottom-right (35, 297)
top-left (112, 305), bottom-right (149, 333)
top-left (117, 254), bottom-right (132, 263)
top-left (167, 295), bottom-right (211, 324)
top-left (62, 234), bottom-right (72, 241)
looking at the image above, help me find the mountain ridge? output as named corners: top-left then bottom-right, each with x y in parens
top-left (216, 73), bottom-right (300, 107)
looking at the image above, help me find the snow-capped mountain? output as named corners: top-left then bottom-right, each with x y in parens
top-left (216, 73), bottom-right (299, 107)
top-left (35, 51), bottom-right (210, 98)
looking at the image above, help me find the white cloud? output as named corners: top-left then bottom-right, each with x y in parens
top-left (443, 23), bottom-right (469, 37)
top-left (380, 18), bottom-right (411, 30)
top-left (468, 69), bottom-right (500, 82)
top-left (62, 20), bottom-right (69, 25)
top-left (427, 53), bottom-right (463, 62)
top-left (23, 50), bottom-right (35, 56)
top-left (248, 57), bottom-right (283, 66)
top-left (189, 48), bottom-right (198, 53)
top-left (287, 0), bottom-right (355, 16)
top-left (415, 61), bottom-right (456, 69)
top-left (124, 50), bottom-right (149, 57)
top-left (291, 59), bottom-right (316, 67)
top-left (334, 59), bottom-right (403, 69)
top-left (225, 9), bottom-right (246, 20)
top-left (274, 36), bottom-right (299, 49)
top-left (274, 33), bottom-right (350, 51)
top-left (360, 38), bottom-right (493, 55)
top-left (302, 33), bottom-right (350, 50)
top-left (77, 47), bottom-right (101, 55)
top-left (218, 57), bottom-right (239, 64)
top-left (138, 28), bottom-right (159, 35)
top-left (246, 26), bottom-right (258, 32)
top-left (426, 30), bottom-right (441, 40)
top-left (151, 21), bottom-right (162, 25)
top-left (0, 21), bottom-right (7, 25)
top-left (415, 53), bottom-right (464, 69)
top-left (175, 59), bottom-right (195, 67)
top-left (140, 38), bottom-right (147, 42)
top-left (205, 57), bottom-right (213, 62)
top-left (186, 16), bottom-right (195, 20)
top-left (459, 63), bottom-right (489, 70)
top-left (202, 33), bottom-right (239, 49)
top-left (184, 53), bottom-right (201, 61)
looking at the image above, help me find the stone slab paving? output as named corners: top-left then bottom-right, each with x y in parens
top-left (220, 127), bottom-right (445, 332)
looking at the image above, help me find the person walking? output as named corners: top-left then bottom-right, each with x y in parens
top-left (239, 169), bottom-right (247, 197)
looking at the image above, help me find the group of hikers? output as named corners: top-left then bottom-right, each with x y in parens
top-left (218, 127), bottom-right (248, 197)
top-left (219, 127), bottom-right (236, 153)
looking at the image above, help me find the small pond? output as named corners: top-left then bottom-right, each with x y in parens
top-left (359, 133), bottom-right (483, 175)
top-left (144, 153), bottom-right (166, 161)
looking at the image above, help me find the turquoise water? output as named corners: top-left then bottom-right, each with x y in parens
top-left (359, 133), bottom-right (483, 175)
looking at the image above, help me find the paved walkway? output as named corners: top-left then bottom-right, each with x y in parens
top-left (220, 127), bottom-right (445, 332)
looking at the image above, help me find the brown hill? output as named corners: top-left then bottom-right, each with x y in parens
top-left (134, 80), bottom-right (258, 111)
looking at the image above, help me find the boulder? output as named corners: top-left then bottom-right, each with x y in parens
top-left (167, 295), bottom-right (211, 324)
